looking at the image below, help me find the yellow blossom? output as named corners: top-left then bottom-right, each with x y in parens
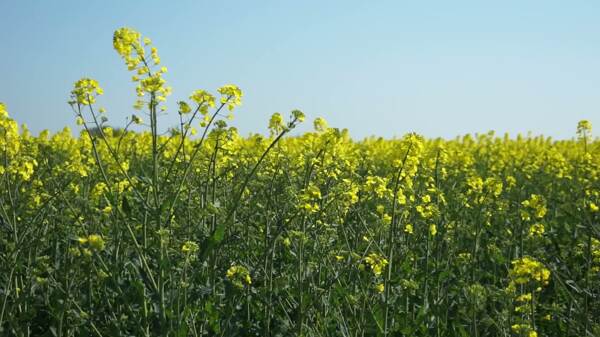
top-left (364, 253), bottom-right (388, 276)
top-left (429, 224), bottom-right (437, 236)
top-left (226, 265), bottom-right (252, 288)
top-left (71, 78), bottom-right (103, 105)
top-left (181, 240), bottom-right (199, 254)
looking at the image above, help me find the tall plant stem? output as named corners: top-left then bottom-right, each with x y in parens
top-left (384, 141), bottom-right (414, 337)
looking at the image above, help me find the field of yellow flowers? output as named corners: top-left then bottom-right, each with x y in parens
top-left (0, 28), bottom-right (598, 337)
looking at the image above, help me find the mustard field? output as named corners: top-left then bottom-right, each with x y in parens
top-left (0, 28), bottom-right (598, 337)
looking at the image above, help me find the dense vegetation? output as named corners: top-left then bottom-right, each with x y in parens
top-left (0, 28), bottom-right (598, 337)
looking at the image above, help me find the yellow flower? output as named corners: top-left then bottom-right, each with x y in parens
top-left (226, 265), bottom-right (252, 288)
top-left (181, 240), bottom-right (199, 254)
top-left (313, 117), bottom-right (328, 132)
top-left (283, 237), bottom-right (291, 247)
top-left (0, 102), bottom-right (7, 117)
top-left (302, 202), bottom-right (320, 213)
top-left (404, 223), bottom-right (414, 234)
top-left (97, 270), bottom-right (109, 279)
top-left (429, 224), bottom-right (437, 236)
top-left (268, 112), bottom-right (285, 135)
top-left (516, 293), bottom-right (532, 302)
top-left (217, 84), bottom-right (243, 111)
top-left (102, 205), bottom-right (112, 214)
top-left (577, 120), bottom-right (592, 137)
top-left (458, 252), bottom-right (471, 261)
top-left (178, 101), bottom-right (192, 114)
top-left (78, 234), bottom-right (105, 252)
top-left (87, 234), bottom-right (105, 251)
top-left (521, 194), bottom-right (547, 220)
top-left (375, 283), bottom-right (385, 293)
top-left (190, 90), bottom-right (216, 109)
top-left (16, 160), bottom-right (37, 181)
top-left (364, 253), bottom-right (388, 276)
top-left (71, 78), bottom-right (103, 105)
top-left (291, 109), bottom-right (305, 123)
top-left (509, 256), bottom-right (551, 286)
top-left (528, 223), bottom-right (545, 237)
top-left (69, 247), bottom-right (81, 257)
top-left (511, 324), bottom-right (529, 334)
top-left (91, 182), bottom-right (108, 200)
top-left (140, 74), bottom-right (166, 93)
top-left (113, 27), bottom-right (144, 70)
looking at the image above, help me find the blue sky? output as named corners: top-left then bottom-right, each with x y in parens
top-left (1, 1), bottom-right (599, 139)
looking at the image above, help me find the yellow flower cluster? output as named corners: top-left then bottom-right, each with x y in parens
top-left (226, 265), bottom-right (252, 288)
top-left (189, 89), bottom-right (216, 117)
top-left (466, 176), bottom-right (503, 205)
top-left (77, 234), bottom-right (106, 252)
top-left (217, 84), bottom-right (243, 111)
top-left (0, 102), bottom-right (7, 117)
top-left (365, 176), bottom-right (390, 198)
top-left (528, 223), bottom-right (545, 237)
top-left (509, 256), bottom-right (550, 287)
top-left (300, 184), bottom-right (322, 213)
top-left (340, 178), bottom-right (359, 206)
top-left (113, 27), bottom-right (171, 107)
top-left (364, 253), bottom-right (388, 276)
top-left (113, 27), bottom-right (142, 68)
top-left (514, 292), bottom-right (534, 313)
top-left (507, 257), bottom-right (548, 333)
top-left (429, 223), bottom-right (437, 236)
top-left (521, 194), bottom-right (547, 221)
top-left (577, 119), bottom-right (592, 139)
top-left (511, 324), bottom-right (537, 337)
top-left (313, 117), bottom-right (329, 132)
top-left (592, 238), bottom-right (600, 273)
top-left (291, 109), bottom-right (305, 123)
top-left (181, 240), bottom-right (199, 254)
top-left (71, 78), bottom-right (104, 105)
top-left (0, 104), bottom-right (38, 181)
top-left (268, 112), bottom-right (285, 135)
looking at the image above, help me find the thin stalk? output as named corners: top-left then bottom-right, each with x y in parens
top-left (384, 141), bottom-right (414, 337)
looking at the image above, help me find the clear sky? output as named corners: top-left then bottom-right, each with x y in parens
top-left (1, 0), bottom-right (599, 139)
